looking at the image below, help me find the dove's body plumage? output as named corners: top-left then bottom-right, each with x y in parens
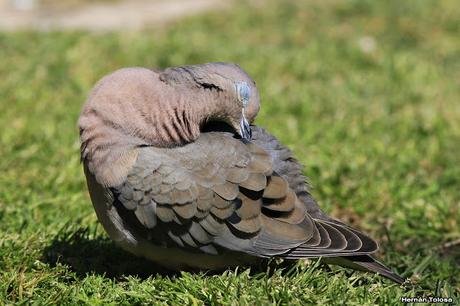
top-left (79, 63), bottom-right (404, 283)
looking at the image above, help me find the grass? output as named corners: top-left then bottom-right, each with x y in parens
top-left (0, 0), bottom-right (459, 304)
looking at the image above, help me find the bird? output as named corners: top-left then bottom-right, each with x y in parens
top-left (78, 62), bottom-right (404, 284)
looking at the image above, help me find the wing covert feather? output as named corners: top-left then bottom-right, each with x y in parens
top-left (111, 131), bottom-right (378, 259)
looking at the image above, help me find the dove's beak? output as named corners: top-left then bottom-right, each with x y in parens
top-left (240, 109), bottom-right (252, 141)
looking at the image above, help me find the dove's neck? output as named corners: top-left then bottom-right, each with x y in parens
top-left (142, 87), bottom-right (226, 147)
top-left (183, 90), bottom-right (228, 131)
top-left (78, 67), bottom-right (228, 186)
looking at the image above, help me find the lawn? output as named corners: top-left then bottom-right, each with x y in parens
top-left (0, 0), bottom-right (459, 304)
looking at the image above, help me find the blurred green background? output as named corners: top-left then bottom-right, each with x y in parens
top-left (0, 0), bottom-right (459, 304)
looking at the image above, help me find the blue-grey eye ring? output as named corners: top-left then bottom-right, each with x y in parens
top-left (235, 81), bottom-right (251, 107)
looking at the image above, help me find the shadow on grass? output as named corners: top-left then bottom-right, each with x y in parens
top-left (41, 224), bottom-right (320, 281)
top-left (42, 225), bottom-right (178, 279)
top-left (42, 224), bottom-right (416, 286)
top-left (41, 224), bottom-right (279, 280)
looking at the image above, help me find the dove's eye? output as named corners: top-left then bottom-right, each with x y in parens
top-left (235, 81), bottom-right (251, 108)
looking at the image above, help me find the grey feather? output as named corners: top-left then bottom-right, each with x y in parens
top-left (134, 200), bottom-right (157, 228)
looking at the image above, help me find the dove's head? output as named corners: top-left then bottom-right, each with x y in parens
top-left (79, 63), bottom-right (260, 186)
top-left (160, 62), bottom-right (260, 141)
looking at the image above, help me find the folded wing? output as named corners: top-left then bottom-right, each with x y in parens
top-left (111, 131), bottom-right (378, 258)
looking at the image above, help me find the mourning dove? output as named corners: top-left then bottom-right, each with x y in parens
top-left (78, 63), bottom-right (404, 283)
